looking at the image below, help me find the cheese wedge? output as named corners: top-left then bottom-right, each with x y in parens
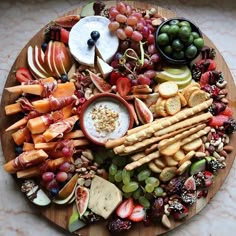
top-left (97, 56), bottom-right (113, 79)
top-left (88, 175), bottom-right (122, 219)
top-left (69, 16), bottom-right (119, 67)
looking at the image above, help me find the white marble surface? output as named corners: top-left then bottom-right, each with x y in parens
top-left (0, 0), bottom-right (236, 236)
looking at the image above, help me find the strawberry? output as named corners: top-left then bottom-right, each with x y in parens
top-left (15, 67), bottom-right (33, 83)
top-left (116, 77), bottom-right (131, 97)
top-left (128, 205), bottom-right (145, 222)
top-left (200, 71), bottom-right (210, 87)
top-left (109, 70), bottom-right (122, 85)
top-left (173, 205), bottom-right (189, 220)
top-left (204, 171), bottom-right (214, 187)
top-left (116, 198), bottom-right (134, 219)
top-left (219, 106), bottom-right (233, 117)
top-left (196, 59), bottom-right (216, 72)
top-left (209, 115), bottom-right (229, 127)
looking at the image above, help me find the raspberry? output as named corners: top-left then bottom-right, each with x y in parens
top-left (209, 115), bottom-right (229, 127)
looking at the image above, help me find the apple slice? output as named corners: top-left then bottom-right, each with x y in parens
top-left (27, 46), bottom-right (48, 79)
top-left (34, 46), bottom-right (50, 77)
top-left (96, 56), bottom-right (113, 79)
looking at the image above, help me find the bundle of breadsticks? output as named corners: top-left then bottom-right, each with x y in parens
top-left (105, 99), bottom-right (213, 180)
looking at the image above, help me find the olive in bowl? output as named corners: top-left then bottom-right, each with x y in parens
top-left (155, 18), bottom-right (204, 64)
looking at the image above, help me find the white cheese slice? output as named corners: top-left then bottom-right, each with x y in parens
top-left (88, 175), bottom-right (122, 219)
top-left (97, 56), bottom-right (113, 79)
top-left (69, 16), bottom-right (119, 67)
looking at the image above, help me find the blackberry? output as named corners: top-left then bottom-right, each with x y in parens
top-left (223, 118), bottom-right (236, 134)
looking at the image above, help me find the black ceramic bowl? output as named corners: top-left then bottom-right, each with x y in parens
top-left (155, 17), bottom-right (203, 65)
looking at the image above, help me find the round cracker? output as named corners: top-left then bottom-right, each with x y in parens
top-left (158, 81), bottom-right (178, 98)
top-left (188, 90), bottom-right (208, 107)
top-left (165, 96), bottom-right (181, 115)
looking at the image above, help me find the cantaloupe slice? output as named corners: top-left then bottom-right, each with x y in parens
top-left (12, 127), bottom-right (30, 145)
top-left (5, 103), bottom-right (22, 115)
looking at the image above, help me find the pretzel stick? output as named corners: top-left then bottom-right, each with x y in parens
top-left (125, 151), bottom-right (160, 171)
top-left (145, 123), bottom-right (199, 155)
top-left (158, 123), bottom-right (206, 151)
top-left (114, 123), bottom-right (203, 155)
top-left (154, 112), bottom-right (212, 137)
top-left (180, 126), bottom-right (211, 146)
top-left (130, 152), bottom-right (146, 161)
top-left (124, 99), bottom-right (213, 145)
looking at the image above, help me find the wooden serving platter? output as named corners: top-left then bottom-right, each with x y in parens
top-left (0, 1), bottom-right (236, 235)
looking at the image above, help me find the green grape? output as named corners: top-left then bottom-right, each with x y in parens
top-left (122, 181), bottom-right (139, 193)
top-left (145, 177), bottom-right (160, 187)
top-left (137, 169), bottom-right (151, 182)
top-left (145, 183), bottom-right (154, 193)
top-left (133, 188), bottom-right (142, 200)
top-left (123, 192), bottom-right (133, 198)
top-left (122, 169), bottom-right (130, 185)
top-left (139, 196), bottom-right (150, 208)
top-left (109, 163), bottom-right (118, 176)
top-left (108, 173), bottom-right (115, 183)
top-left (154, 186), bottom-right (164, 196)
top-left (114, 170), bottom-right (122, 182)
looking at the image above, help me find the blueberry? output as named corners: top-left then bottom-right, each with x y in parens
top-left (41, 42), bottom-right (48, 53)
top-left (60, 74), bottom-right (68, 83)
top-left (90, 31), bottom-right (100, 41)
top-left (15, 146), bottom-right (23, 156)
top-left (87, 38), bottom-right (95, 47)
top-left (50, 188), bottom-right (59, 197)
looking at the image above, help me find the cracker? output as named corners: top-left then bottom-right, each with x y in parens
top-left (182, 82), bottom-right (200, 98)
top-left (176, 160), bottom-right (192, 175)
top-left (188, 90), bottom-right (209, 107)
top-left (148, 161), bottom-right (162, 173)
top-left (184, 86), bottom-right (200, 102)
top-left (160, 141), bottom-right (181, 156)
top-left (173, 149), bottom-right (186, 162)
top-left (165, 96), bottom-right (181, 115)
top-left (156, 98), bottom-right (168, 117)
top-left (158, 81), bottom-right (178, 98)
top-left (182, 137), bottom-right (203, 152)
top-left (154, 158), bottom-right (166, 169)
top-left (178, 92), bottom-right (187, 107)
top-left (163, 156), bottom-right (178, 167)
top-left (178, 150), bottom-right (195, 166)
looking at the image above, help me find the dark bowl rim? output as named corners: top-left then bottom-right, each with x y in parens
top-left (155, 17), bottom-right (203, 65)
top-left (79, 93), bottom-right (134, 146)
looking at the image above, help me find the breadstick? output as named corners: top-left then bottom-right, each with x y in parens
top-left (180, 126), bottom-right (211, 146)
top-left (158, 123), bottom-right (206, 151)
top-left (105, 136), bottom-right (126, 149)
top-left (130, 152), bottom-right (146, 161)
top-left (124, 99), bottom-right (213, 145)
top-left (144, 124), bottom-right (198, 155)
top-left (154, 112), bottom-right (212, 137)
top-left (125, 151), bottom-right (160, 171)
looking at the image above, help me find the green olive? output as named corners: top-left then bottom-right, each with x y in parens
top-left (178, 20), bottom-right (191, 29)
top-left (160, 24), bottom-right (170, 34)
top-left (185, 44), bottom-right (198, 59)
top-left (192, 31), bottom-right (200, 39)
top-left (193, 38), bottom-right (204, 50)
top-left (185, 34), bottom-right (194, 46)
top-left (168, 24), bottom-right (180, 37)
top-left (172, 39), bottom-right (184, 52)
top-left (157, 33), bottom-right (169, 46)
top-left (163, 45), bottom-right (173, 55)
top-left (172, 51), bottom-right (185, 60)
top-left (169, 19), bottom-right (180, 25)
top-left (179, 26), bottom-right (191, 42)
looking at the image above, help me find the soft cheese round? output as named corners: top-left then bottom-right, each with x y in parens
top-left (69, 16), bottom-right (119, 67)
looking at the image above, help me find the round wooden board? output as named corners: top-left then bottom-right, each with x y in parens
top-left (0, 1), bottom-right (235, 235)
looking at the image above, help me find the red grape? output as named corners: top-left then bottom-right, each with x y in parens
top-left (42, 172), bottom-right (54, 182)
top-left (147, 34), bottom-right (155, 44)
top-left (109, 7), bottom-right (119, 18)
top-left (126, 5), bottom-right (132, 16)
top-left (136, 22), bottom-right (144, 31)
top-left (62, 146), bottom-right (73, 157)
top-left (138, 74), bottom-right (151, 85)
top-left (56, 172), bottom-right (68, 182)
top-left (59, 162), bottom-right (71, 172)
top-left (142, 26), bottom-right (149, 38)
top-left (127, 15), bottom-right (138, 26)
top-left (108, 21), bottom-right (120, 31)
top-left (132, 12), bottom-right (142, 20)
top-left (148, 44), bottom-right (157, 54)
top-left (131, 31), bottom-right (143, 42)
top-left (116, 14), bottom-right (127, 23)
top-left (117, 2), bottom-right (127, 14)
top-left (116, 28), bottom-right (127, 40)
top-left (144, 70), bottom-right (156, 79)
top-left (124, 26), bottom-right (133, 37)
top-left (151, 54), bottom-right (160, 63)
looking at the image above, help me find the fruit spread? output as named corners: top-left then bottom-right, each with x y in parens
top-left (2, 1), bottom-right (236, 235)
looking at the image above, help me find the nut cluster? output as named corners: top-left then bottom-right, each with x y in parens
top-left (91, 104), bottom-right (119, 133)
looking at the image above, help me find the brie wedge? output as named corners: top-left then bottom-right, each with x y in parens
top-left (97, 56), bottom-right (113, 79)
top-left (69, 16), bottom-right (119, 67)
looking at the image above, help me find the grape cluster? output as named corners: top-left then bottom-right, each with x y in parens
top-left (108, 163), bottom-right (165, 209)
top-left (108, 2), bottom-right (155, 43)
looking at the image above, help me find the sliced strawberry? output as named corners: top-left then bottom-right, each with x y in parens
top-left (204, 171), bottom-right (214, 187)
top-left (196, 59), bottom-right (216, 72)
top-left (209, 115), bottom-right (229, 127)
top-left (109, 70), bottom-right (122, 85)
top-left (128, 205), bottom-right (145, 222)
top-left (116, 198), bottom-right (134, 219)
top-left (173, 205), bottom-right (189, 220)
top-left (116, 77), bottom-right (131, 97)
top-left (15, 67), bottom-right (33, 83)
top-left (219, 106), bottom-right (233, 117)
top-left (200, 71), bottom-right (210, 87)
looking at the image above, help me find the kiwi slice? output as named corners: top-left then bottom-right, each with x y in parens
top-left (190, 159), bottom-right (206, 175)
